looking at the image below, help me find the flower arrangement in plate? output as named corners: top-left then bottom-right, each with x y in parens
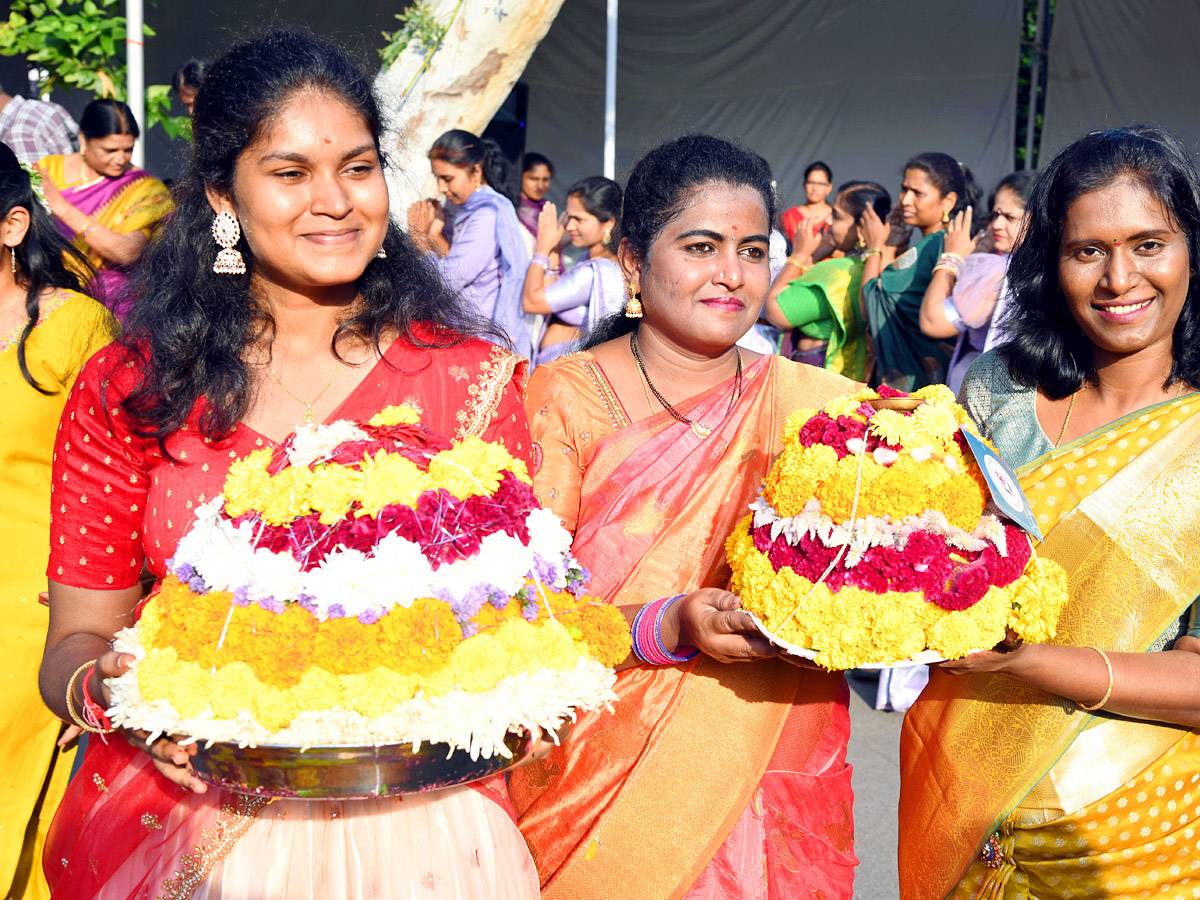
top-left (105, 405), bottom-right (629, 790)
top-left (726, 385), bottom-right (1069, 670)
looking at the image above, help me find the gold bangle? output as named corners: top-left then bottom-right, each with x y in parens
top-left (862, 249), bottom-right (883, 259)
top-left (786, 255), bottom-right (810, 272)
top-left (932, 264), bottom-right (961, 276)
top-left (78, 219), bottom-right (97, 238)
top-left (65, 659), bottom-right (102, 733)
top-left (1076, 647), bottom-right (1114, 711)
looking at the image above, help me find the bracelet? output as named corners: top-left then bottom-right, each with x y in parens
top-left (932, 264), bottom-right (961, 277)
top-left (1076, 647), bottom-right (1114, 711)
top-left (786, 255), bottom-right (811, 272)
top-left (939, 251), bottom-right (964, 263)
top-left (631, 595), bottom-right (699, 665)
top-left (82, 668), bottom-right (115, 737)
top-left (65, 659), bottom-right (106, 734)
top-left (531, 253), bottom-right (551, 272)
top-left (77, 219), bottom-right (97, 239)
top-left (862, 249), bottom-right (883, 259)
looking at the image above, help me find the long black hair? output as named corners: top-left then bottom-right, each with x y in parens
top-left (119, 29), bottom-right (496, 445)
top-left (1001, 125), bottom-right (1200, 398)
top-left (430, 130), bottom-right (513, 202)
top-left (584, 134), bottom-right (775, 348)
top-left (0, 142), bottom-right (95, 392)
top-left (903, 152), bottom-right (980, 217)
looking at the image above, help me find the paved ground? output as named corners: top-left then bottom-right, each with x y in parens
top-left (845, 671), bottom-right (904, 900)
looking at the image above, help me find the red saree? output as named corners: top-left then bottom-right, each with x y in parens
top-left (510, 351), bottom-right (859, 900)
top-left (44, 331), bottom-right (537, 899)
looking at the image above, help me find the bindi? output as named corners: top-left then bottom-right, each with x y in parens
top-left (323, 138), bottom-right (331, 144)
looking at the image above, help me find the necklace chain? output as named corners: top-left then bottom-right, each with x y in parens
top-left (1056, 379), bottom-right (1186, 446)
top-left (629, 332), bottom-right (742, 438)
top-left (267, 364), bottom-right (341, 425)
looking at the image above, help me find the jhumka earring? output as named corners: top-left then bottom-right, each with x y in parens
top-left (211, 211), bottom-right (246, 275)
top-left (941, 210), bottom-right (951, 225)
top-left (624, 282), bottom-right (643, 318)
top-left (376, 246), bottom-right (388, 259)
top-left (855, 236), bottom-right (867, 251)
top-left (602, 229), bottom-right (613, 247)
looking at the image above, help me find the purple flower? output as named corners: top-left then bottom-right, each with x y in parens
top-left (296, 593), bottom-right (318, 613)
top-left (172, 560), bottom-right (195, 582)
top-left (450, 585), bottom-right (491, 625)
top-left (232, 586), bottom-right (253, 608)
top-left (258, 595), bottom-right (285, 614)
top-left (327, 603), bottom-right (346, 619)
top-left (187, 573), bottom-right (208, 594)
top-left (532, 555), bottom-right (562, 586)
top-left (357, 608), bottom-right (382, 625)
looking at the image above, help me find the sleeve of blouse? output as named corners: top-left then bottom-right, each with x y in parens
top-left (47, 351), bottom-right (150, 590)
top-left (525, 365), bottom-right (587, 534)
top-left (479, 358), bottom-right (535, 470)
top-left (777, 280), bottom-right (830, 328)
top-left (544, 264), bottom-right (595, 324)
top-left (433, 206), bottom-right (496, 292)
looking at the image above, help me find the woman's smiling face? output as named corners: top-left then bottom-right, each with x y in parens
top-left (627, 180), bottom-right (771, 356)
top-left (1057, 176), bottom-right (1191, 364)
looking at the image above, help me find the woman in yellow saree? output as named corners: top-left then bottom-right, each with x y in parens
top-left (509, 135), bottom-right (859, 900)
top-left (899, 127), bottom-right (1200, 900)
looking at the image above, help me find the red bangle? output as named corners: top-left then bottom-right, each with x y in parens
top-left (631, 595), bottom-right (699, 665)
top-left (82, 668), bottom-right (114, 739)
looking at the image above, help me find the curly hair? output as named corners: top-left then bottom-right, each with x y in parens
top-left (118, 29), bottom-right (497, 446)
top-left (1000, 125), bottom-right (1200, 398)
top-left (585, 134), bottom-right (775, 347)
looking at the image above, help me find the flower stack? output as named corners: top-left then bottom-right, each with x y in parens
top-left (726, 385), bottom-right (1069, 669)
top-left (107, 406), bottom-right (629, 757)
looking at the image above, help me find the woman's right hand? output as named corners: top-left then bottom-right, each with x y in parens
top-left (670, 588), bottom-right (778, 663)
top-left (94, 650), bottom-right (208, 793)
top-left (859, 204), bottom-right (891, 252)
top-left (406, 199), bottom-right (437, 236)
top-left (535, 201), bottom-right (564, 255)
top-left (942, 207), bottom-right (977, 259)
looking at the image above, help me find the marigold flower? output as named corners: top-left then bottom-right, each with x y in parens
top-left (369, 405), bottom-right (422, 426)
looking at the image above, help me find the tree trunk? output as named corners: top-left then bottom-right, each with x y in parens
top-left (377, 0), bottom-right (567, 212)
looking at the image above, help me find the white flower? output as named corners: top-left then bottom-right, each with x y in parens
top-left (910, 446), bottom-right (934, 463)
top-left (872, 447), bottom-right (899, 466)
top-left (286, 420), bottom-right (368, 468)
top-left (525, 507), bottom-right (573, 561)
top-left (845, 438), bottom-right (866, 455)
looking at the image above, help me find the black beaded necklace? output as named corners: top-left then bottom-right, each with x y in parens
top-left (629, 331), bottom-right (743, 439)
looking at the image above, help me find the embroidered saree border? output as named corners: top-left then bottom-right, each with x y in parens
top-left (899, 398), bottom-right (1200, 899)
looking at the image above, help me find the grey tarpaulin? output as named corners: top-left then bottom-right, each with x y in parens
top-left (1040, 0), bottom-right (1200, 163)
top-left (520, 0), bottom-right (1021, 214)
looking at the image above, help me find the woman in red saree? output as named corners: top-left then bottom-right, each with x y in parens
top-left (39, 32), bottom-right (539, 899)
top-left (509, 135), bottom-right (859, 900)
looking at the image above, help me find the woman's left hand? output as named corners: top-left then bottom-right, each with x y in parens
top-left (791, 215), bottom-right (824, 260)
top-left (942, 207), bottom-right (977, 259)
top-left (535, 202), bottom-right (564, 255)
top-left (671, 588), bottom-right (779, 663)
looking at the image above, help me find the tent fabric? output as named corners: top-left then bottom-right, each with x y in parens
top-left (1040, 0), bottom-right (1200, 165)
top-left (520, 0), bottom-right (1021, 215)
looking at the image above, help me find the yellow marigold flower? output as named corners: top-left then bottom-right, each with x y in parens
top-left (357, 451), bottom-right (431, 515)
top-left (1007, 555), bottom-right (1069, 643)
top-left (781, 408), bottom-right (818, 446)
top-left (258, 466), bottom-right (316, 525)
top-left (765, 444), bottom-right (840, 517)
top-left (223, 447), bottom-right (275, 517)
top-left (552, 600), bottom-right (632, 667)
top-left (912, 401), bottom-right (963, 445)
top-left (308, 464), bottom-right (366, 525)
top-left (369, 405), bottom-right (422, 426)
top-left (291, 666), bottom-right (345, 712)
top-left (912, 383), bottom-right (957, 405)
top-left (208, 661), bottom-right (263, 719)
top-left (248, 682), bottom-right (301, 732)
top-left (137, 647), bottom-right (210, 718)
top-left (825, 394), bottom-right (867, 418)
top-left (428, 437), bottom-right (530, 499)
top-left (340, 668), bottom-right (421, 718)
top-left (869, 409), bottom-right (917, 447)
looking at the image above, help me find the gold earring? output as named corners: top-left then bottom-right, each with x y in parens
top-left (942, 210), bottom-right (951, 225)
top-left (8, 247), bottom-right (15, 277)
top-left (602, 229), bottom-right (612, 247)
top-left (855, 236), bottom-right (867, 251)
top-left (624, 282), bottom-right (643, 318)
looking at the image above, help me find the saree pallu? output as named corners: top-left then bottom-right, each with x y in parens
top-left (775, 256), bottom-right (866, 380)
top-left (511, 355), bottom-right (858, 900)
top-left (39, 155), bottom-right (172, 320)
top-left (899, 395), bottom-right (1200, 899)
top-left (862, 230), bottom-right (952, 392)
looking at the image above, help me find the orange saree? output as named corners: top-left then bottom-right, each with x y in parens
top-left (510, 351), bottom-right (858, 900)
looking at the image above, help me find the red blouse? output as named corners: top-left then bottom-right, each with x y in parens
top-left (48, 334), bottom-right (531, 590)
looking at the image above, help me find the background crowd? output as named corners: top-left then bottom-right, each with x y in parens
top-left (3, 24), bottom-right (1200, 900)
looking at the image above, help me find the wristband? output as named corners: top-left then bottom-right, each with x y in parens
top-left (82, 668), bottom-right (115, 741)
top-left (631, 595), bottom-right (699, 665)
top-left (531, 253), bottom-right (551, 271)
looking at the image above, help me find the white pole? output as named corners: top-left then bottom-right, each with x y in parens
top-left (126, 0), bottom-right (145, 167)
top-left (603, 0), bottom-right (617, 179)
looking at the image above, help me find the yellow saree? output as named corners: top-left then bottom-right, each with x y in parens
top-left (899, 394), bottom-right (1200, 900)
top-left (511, 351), bottom-right (858, 900)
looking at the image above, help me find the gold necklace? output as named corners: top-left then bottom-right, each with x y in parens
top-left (629, 332), bottom-right (742, 439)
top-left (1057, 379), bottom-right (1186, 446)
top-left (267, 364), bottom-right (341, 424)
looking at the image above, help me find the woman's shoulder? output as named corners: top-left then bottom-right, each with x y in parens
top-left (959, 348), bottom-right (1021, 394)
top-left (528, 349), bottom-right (598, 390)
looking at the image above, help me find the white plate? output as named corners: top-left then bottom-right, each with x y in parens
top-left (748, 614), bottom-right (952, 670)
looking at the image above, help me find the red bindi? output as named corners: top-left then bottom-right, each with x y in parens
top-left (324, 138), bottom-right (331, 144)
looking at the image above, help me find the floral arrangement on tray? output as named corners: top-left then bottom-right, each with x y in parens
top-left (726, 384), bottom-right (1069, 670)
top-left (106, 406), bottom-right (629, 758)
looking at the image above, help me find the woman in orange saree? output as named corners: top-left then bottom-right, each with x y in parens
top-left (509, 135), bottom-right (859, 900)
top-left (898, 127), bottom-right (1200, 900)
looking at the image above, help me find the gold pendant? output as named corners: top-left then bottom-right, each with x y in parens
top-left (303, 408), bottom-right (316, 424)
top-left (690, 421), bottom-right (712, 439)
